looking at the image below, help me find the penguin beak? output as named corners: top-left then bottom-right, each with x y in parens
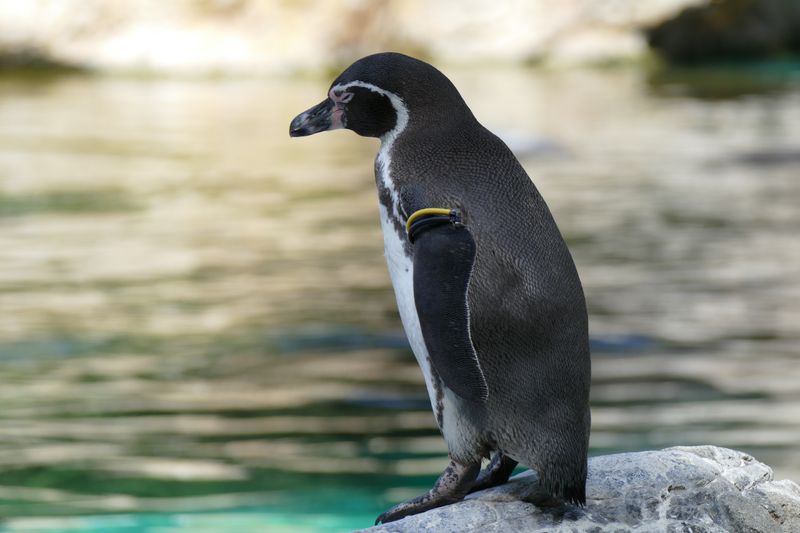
top-left (290, 98), bottom-right (340, 137)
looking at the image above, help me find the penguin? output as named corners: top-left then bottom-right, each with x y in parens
top-left (289, 52), bottom-right (591, 525)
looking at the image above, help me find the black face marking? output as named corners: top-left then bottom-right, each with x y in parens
top-left (338, 86), bottom-right (397, 138)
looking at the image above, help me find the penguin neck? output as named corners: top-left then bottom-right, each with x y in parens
top-left (374, 93), bottom-right (412, 251)
top-left (375, 91), bottom-right (410, 219)
top-left (376, 92), bottom-right (409, 177)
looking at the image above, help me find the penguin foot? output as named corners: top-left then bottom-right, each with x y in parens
top-left (468, 452), bottom-right (518, 493)
top-left (375, 458), bottom-right (480, 524)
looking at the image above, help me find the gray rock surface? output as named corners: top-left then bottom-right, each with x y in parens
top-left (365, 446), bottom-right (800, 532)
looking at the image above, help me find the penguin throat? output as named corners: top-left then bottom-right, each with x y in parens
top-left (330, 81), bottom-right (411, 238)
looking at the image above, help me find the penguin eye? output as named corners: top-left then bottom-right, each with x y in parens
top-left (331, 89), bottom-right (354, 104)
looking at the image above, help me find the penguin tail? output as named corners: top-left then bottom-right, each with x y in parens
top-left (541, 471), bottom-right (587, 507)
top-left (563, 483), bottom-right (586, 507)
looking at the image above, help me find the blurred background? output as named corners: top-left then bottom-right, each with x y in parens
top-left (1, 1), bottom-right (799, 532)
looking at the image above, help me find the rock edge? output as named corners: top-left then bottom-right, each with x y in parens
top-left (363, 446), bottom-right (800, 532)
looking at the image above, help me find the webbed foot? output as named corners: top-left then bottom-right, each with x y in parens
top-left (375, 458), bottom-right (480, 524)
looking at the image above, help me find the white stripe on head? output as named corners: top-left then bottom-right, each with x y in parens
top-left (330, 81), bottom-right (409, 145)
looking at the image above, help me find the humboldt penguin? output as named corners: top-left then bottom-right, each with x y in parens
top-left (289, 52), bottom-right (591, 524)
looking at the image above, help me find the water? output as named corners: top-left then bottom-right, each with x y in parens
top-left (0, 64), bottom-right (798, 532)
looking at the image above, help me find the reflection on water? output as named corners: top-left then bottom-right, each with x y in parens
top-left (0, 65), bottom-right (798, 531)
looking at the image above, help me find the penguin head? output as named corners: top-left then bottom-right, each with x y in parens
top-left (290, 52), bottom-right (470, 139)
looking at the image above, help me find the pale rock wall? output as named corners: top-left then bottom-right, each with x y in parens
top-left (0, 0), bottom-right (706, 74)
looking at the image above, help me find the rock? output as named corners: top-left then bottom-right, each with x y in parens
top-left (363, 446), bottom-right (800, 532)
top-left (646, 0), bottom-right (800, 63)
top-left (0, 45), bottom-right (84, 71)
top-left (0, 0), bottom-right (706, 74)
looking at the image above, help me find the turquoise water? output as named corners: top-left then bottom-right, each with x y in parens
top-left (0, 63), bottom-right (799, 532)
top-left (0, 510), bottom-right (373, 533)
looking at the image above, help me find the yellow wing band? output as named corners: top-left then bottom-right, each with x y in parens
top-left (405, 208), bottom-right (453, 232)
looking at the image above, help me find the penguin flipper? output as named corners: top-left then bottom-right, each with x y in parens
top-left (412, 222), bottom-right (488, 403)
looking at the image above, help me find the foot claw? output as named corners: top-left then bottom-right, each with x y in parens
top-left (374, 504), bottom-right (407, 525)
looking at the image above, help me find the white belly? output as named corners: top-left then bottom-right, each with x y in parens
top-left (368, 89), bottom-right (480, 459)
top-left (378, 204), bottom-right (441, 415)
